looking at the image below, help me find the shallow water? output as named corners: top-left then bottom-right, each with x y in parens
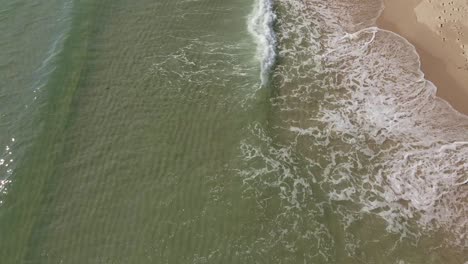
top-left (0, 0), bottom-right (467, 263)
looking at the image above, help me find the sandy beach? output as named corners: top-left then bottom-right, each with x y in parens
top-left (377, 0), bottom-right (468, 115)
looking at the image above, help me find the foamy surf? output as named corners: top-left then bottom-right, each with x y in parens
top-left (247, 0), bottom-right (276, 86)
top-left (239, 0), bottom-right (468, 261)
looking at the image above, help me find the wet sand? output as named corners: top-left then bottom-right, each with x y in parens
top-left (377, 0), bottom-right (468, 115)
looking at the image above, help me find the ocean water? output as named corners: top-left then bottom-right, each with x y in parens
top-left (0, 0), bottom-right (467, 263)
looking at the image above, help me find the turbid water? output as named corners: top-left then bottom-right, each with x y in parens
top-left (0, 0), bottom-right (467, 263)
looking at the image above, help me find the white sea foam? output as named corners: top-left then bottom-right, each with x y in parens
top-left (247, 0), bottom-right (276, 86)
top-left (312, 6), bottom-right (468, 247)
top-left (240, 0), bottom-right (468, 258)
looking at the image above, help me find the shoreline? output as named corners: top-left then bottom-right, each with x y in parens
top-left (377, 0), bottom-right (468, 115)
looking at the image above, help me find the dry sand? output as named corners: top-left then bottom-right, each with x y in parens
top-left (377, 0), bottom-right (468, 115)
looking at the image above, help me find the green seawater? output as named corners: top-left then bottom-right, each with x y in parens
top-left (0, 0), bottom-right (467, 263)
top-left (0, 0), bottom-right (265, 262)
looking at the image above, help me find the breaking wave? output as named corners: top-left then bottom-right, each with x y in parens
top-left (248, 0), bottom-right (276, 86)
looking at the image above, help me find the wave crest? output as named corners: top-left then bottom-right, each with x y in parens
top-left (248, 0), bottom-right (276, 86)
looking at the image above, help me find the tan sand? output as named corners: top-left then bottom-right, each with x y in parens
top-left (377, 0), bottom-right (468, 115)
